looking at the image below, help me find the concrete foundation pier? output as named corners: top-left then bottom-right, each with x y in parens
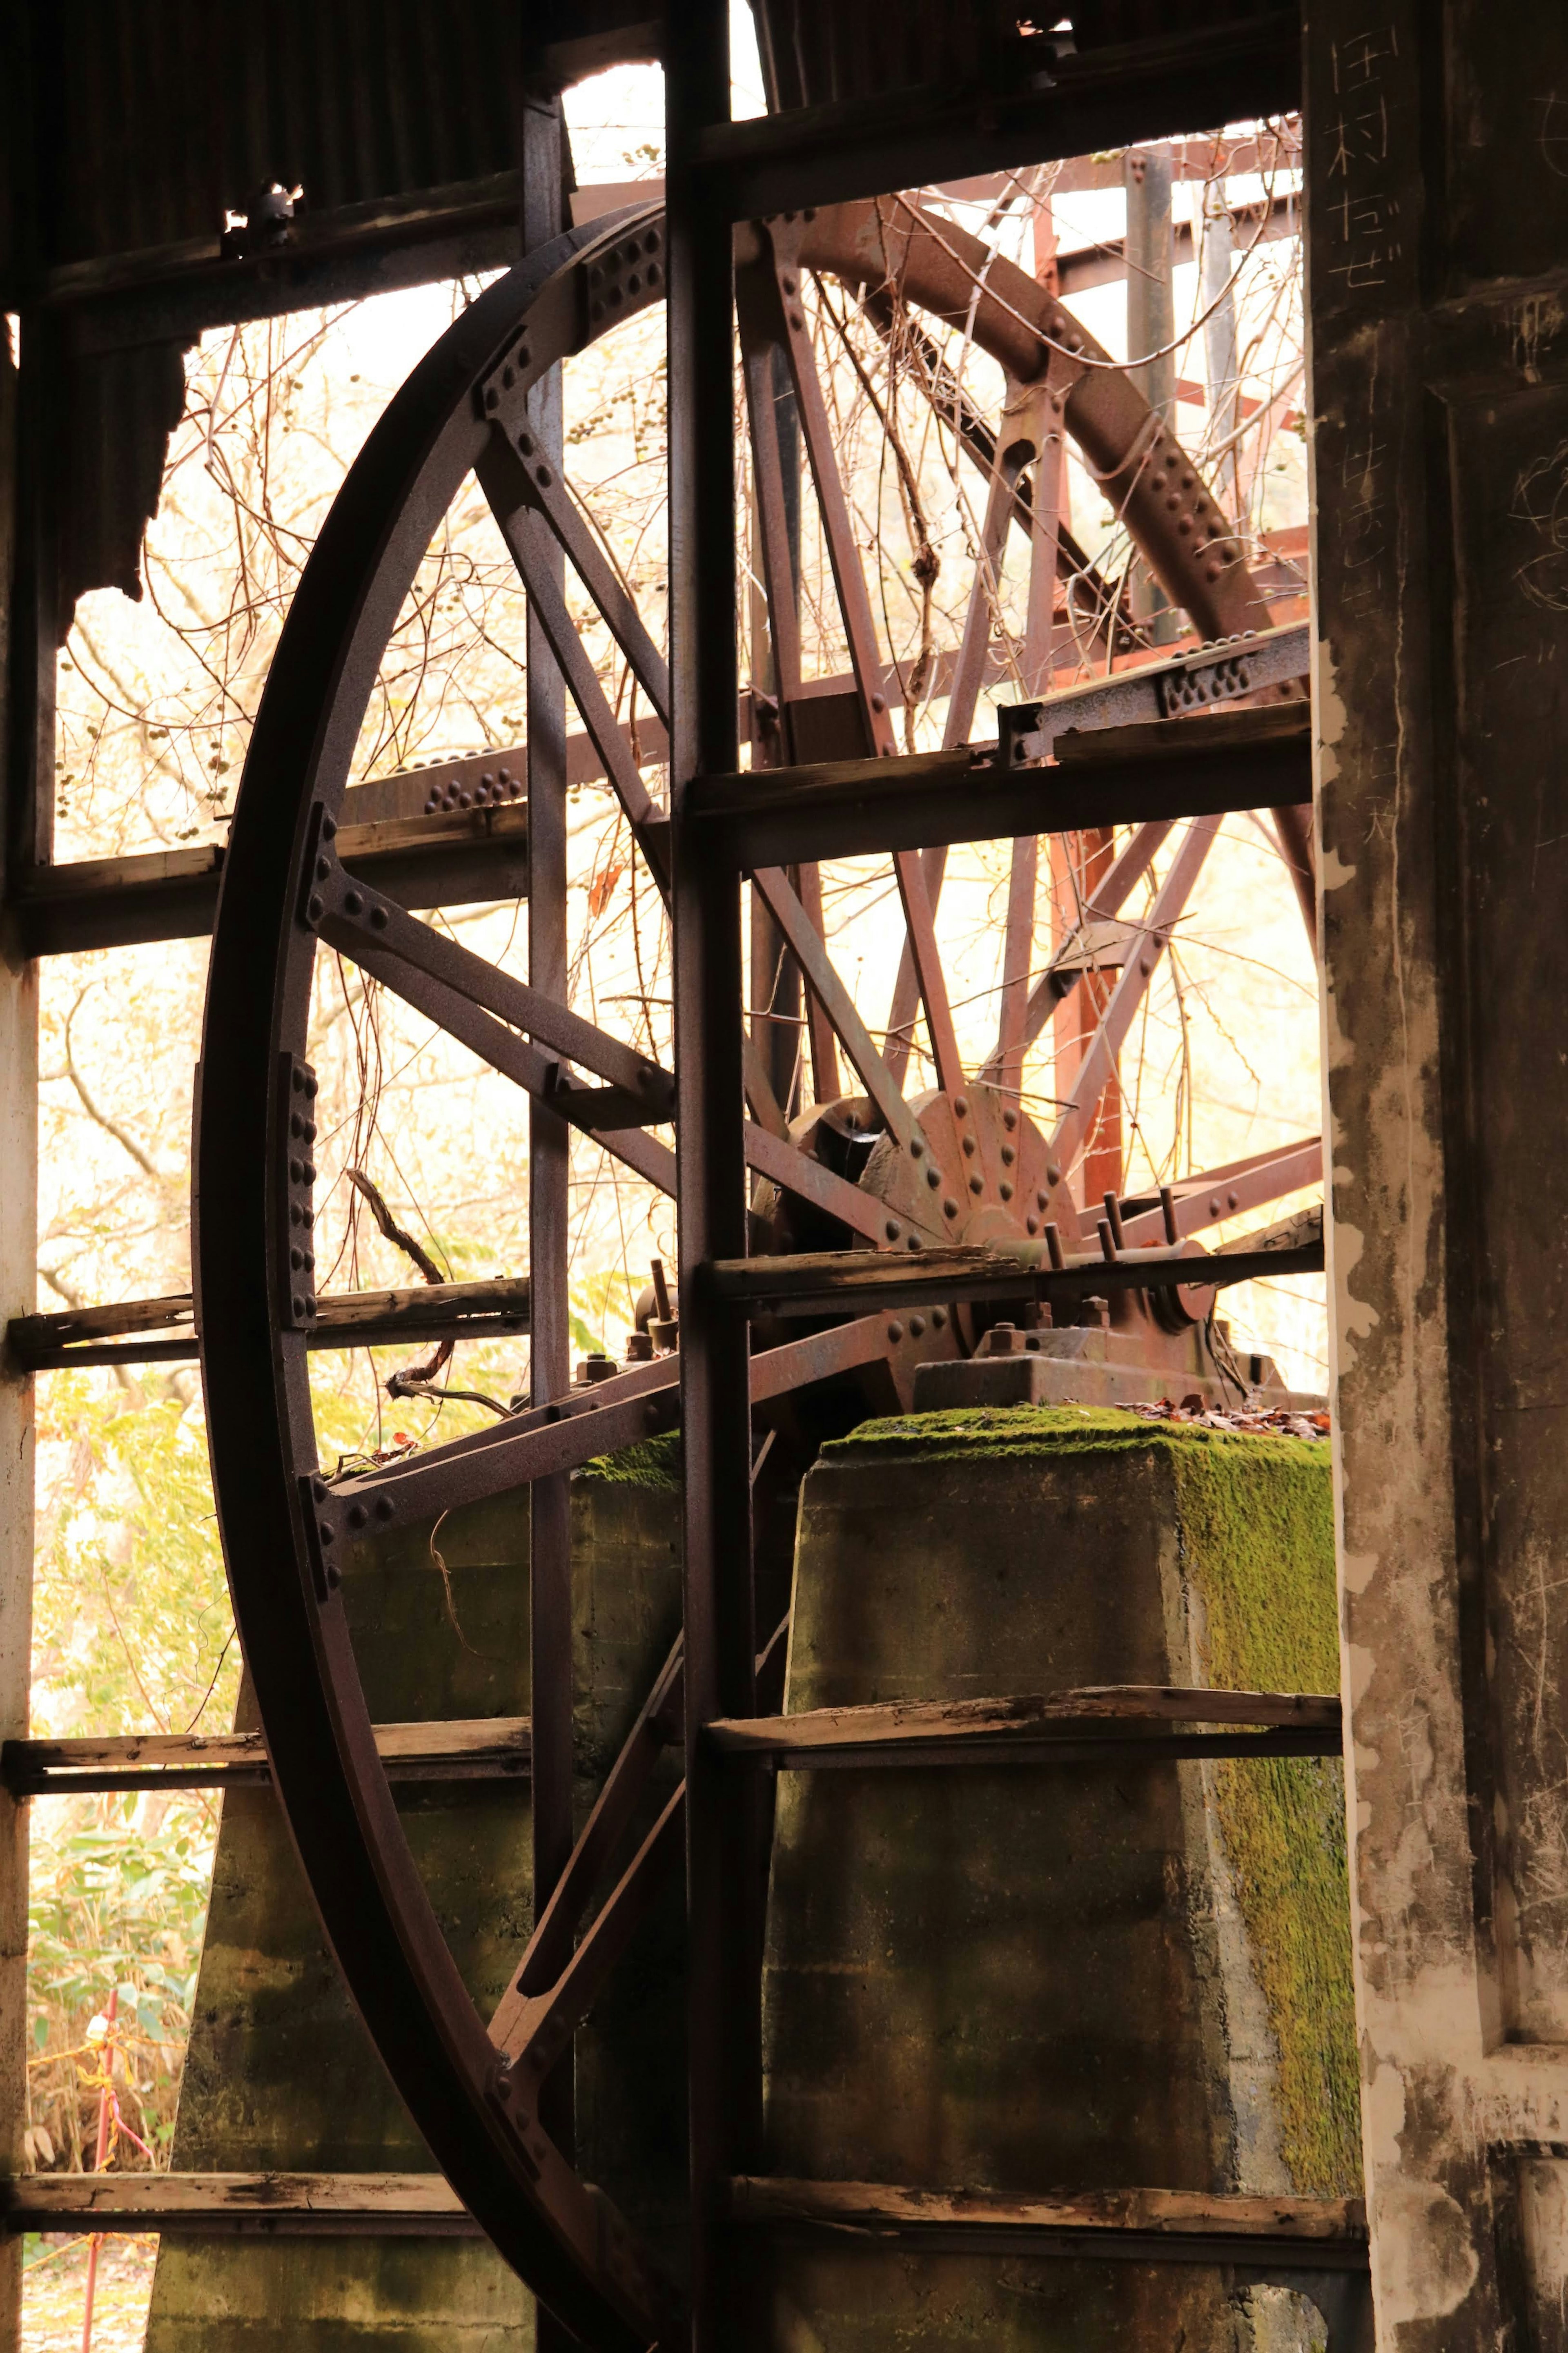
top-left (755, 1404), bottom-right (1359, 2352)
top-left (144, 1447), bottom-right (682, 2352)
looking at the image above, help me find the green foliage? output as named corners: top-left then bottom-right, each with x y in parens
top-left (28, 1371), bottom-right (241, 2169)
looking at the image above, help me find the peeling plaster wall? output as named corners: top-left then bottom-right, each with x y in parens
top-left (1308, 1), bottom-right (1568, 2339)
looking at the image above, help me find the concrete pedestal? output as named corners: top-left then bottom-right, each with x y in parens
top-left (755, 1405), bottom-right (1357, 2352)
top-left (144, 1449), bottom-right (682, 2352)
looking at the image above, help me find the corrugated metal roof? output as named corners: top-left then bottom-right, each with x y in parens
top-left (9, 0), bottom-right (522, 282)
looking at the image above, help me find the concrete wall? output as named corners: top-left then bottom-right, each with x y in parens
top-left (755, 1405), bottom-right (1354, 2351)
top-left (1307, 0), bottom-right (1568, 2338)
top-left (145, 1454), bottom-right (682, 2350)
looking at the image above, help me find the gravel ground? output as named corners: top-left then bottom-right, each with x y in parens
top-left (21, 2236), bottom-right (156, 2353)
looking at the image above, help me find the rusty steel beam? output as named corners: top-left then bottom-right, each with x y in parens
top-left (688, 705), bottom-right (1310, 872)
top-left (689, 18), bottom-right (1301, 222)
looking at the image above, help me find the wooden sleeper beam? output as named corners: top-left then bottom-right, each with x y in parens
top-left (726, 2178), bottom-right (1368, 2270)
top-left (705, 1685), bottom-right (1342, 1766)
top-left (0, 2172), bottom-right (481, 2237)
top-left (2, 1717), bottom-right (532, 1795)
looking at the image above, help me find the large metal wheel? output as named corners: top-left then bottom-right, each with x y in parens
top-left (195, 197), bottom-right (1317, 2348)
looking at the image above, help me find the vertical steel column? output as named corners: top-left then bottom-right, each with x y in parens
top-left (521, 90), bottom-right (575, 2267)
top-left (749, 348), bottom-right (802, 1115)
top-left (1125, 144), bottom-right (1178, 647)
top-left (0, 323), bottom-right (40, 2353)
top-left (668, 9), bottom-right (756, 2346)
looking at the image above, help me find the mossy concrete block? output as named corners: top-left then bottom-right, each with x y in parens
top-left (146, 1454), bottom-right (682, 2352)
top-left (756, 1405), bottom-right (1356, 2352)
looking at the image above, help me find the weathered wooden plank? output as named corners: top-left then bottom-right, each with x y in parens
top-left (2, 1717), bottom-right (532, 1794)
top-left (706, 1237), bottom-right (1323, 1317)
top-left (0, 2172), bottom-right (481, 2237)
top-left (706, 1686), bottom-right (1341, 1766)
top-left (727, 2177), bottom-right (1368, 2266)
top-left (7, 1275), bottom-right (530, 1370)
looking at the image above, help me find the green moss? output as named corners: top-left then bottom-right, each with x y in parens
top-left (1169, 1441), bottom-right (1360, 2199)
top-left (574, 1430), bottom-right (683, 1491)
top-left (830, 1404), bottom-right (1361, 2197)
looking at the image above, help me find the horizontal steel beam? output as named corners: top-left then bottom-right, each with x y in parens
top-left (706, 1684), bottom-right (1341, 1767)
top-left (7, 1276), bottom-right (530, 1371)
top-left (33, 174), bottom-right (526, 356)
top-left (2, 1716), bottom-right (532, 1795)
top-left (691, 17), bottom-right (1301, 221)
top-left (727, 2178), bottom-right (1369, 2271)
top-left (706, 1237), bottom-right (1324, 1318)
top-left (0, 2172), bottom-right (481, 2237)
top-left (686, 706), bottom-right (1310, 871)
top-left (9, 806), bottom-right (530, 958)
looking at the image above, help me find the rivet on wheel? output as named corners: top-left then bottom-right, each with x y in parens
top-left (1027, 1214), bottom-right (1039, 1234)
top-left (943, 1198), bottom-right (959, 1218)
top-left (968, 1174), bottom-right (983, 1195)
top-left (1000, 1181), bottom-right (1014, 1201)
top-left (318, 1522), bottom-right (335, 1546)
top-left (909, 1314), bottom-right (926, 1337)
top-left (348, 1505), bottom-right (367, 1530)
top-left (953, 1095), bottom-right (968, 1116)
top-left (885, 1220), bottom-right (900, 1240)
top-left (343, 889), bottom-right (363, 916)
top-left (926, 1166), bottom-right (941, 1188)
top-left (1046, 1162), bottom-right (1062, 1184)
top-left (932, 1307), bottom-right (948, 1329)
top-left (909, 1135), bottom-right (924, 1158)
top-left (374, 1499), bottom-right (394, 1522)
top-left (887, 1320), bottom-right (904, 1342)
top-left (370, 907), bottom-right (388, 930)
top-left (306, 894), bottom-right (323, 924)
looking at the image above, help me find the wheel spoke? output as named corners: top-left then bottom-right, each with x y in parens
top-left (884, 413), bottom-right (1035, 1087)
top-left (495, 1787), bottom-right (685, 2073)
top-left (891, 850), bottom-right (964, 1096)
top-left (494, 1639), bottom-right (684, 2044)
top-left (481, 448), bottom-right (670, 883)
top-left (490, 413), bottom-right (670, 729)
top-left (315, 1314), bottom-right (896, 1546)
top-left (1043, 815), bottom-right (1220, 1185)
top-left (751, 866), bottom-right (923, 1152)
top-left (980, 818), bottom-right (1173, 1085)
top-left (314, 942), bottom-right (675, 1207)
top-left (793, 861), bottom-right (842, 1103)
top-left (994, 833), bottom-right (1040, 1100)
top-left (744, 1120), bottom-right (932, 1245)
top-left (1118, 1137), bottom-right (1323, 1247)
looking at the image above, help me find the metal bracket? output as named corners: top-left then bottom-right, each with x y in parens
top-left (996, 700), bottom-right (1049, 767)
top-left (278, 1053), bottom-right (319, 1331)
top-left (1156, 639), bottom-right (1255, 716)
